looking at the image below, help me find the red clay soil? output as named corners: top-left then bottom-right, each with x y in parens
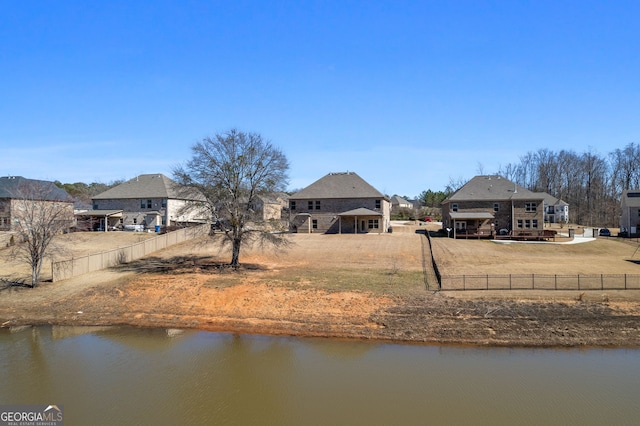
top-left (1, 227), bottom-right (640, 347)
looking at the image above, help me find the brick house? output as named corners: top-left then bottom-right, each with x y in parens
top-left (288, 172), bottom-right (391, 234)
top-left (441, 175), bottom-right (545, 238)
top-left (0, 176), bottom-right (74, 232)
top-left (90, 174), bottom-right (205, 230)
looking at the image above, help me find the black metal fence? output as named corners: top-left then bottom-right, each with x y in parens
top-left (440, 274), bottom-right (640, 291)
top-left (423, 230), bottom-right (442, 290)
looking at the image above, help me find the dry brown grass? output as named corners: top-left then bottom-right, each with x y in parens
top-left (429, 236), bottom-right (640, 275)
top-left (2, 222), bottom-right (640, 346)
top-left (0, 231), bottom-right (158, 282)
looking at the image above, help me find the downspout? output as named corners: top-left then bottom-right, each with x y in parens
top-left (511, 199), bottom-right (515, 235)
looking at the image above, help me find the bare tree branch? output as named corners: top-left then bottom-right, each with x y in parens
top-left (173, 129), bottom-right (290, 268)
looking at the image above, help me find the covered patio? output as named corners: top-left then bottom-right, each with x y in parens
top-left (449, 211), bottom-right (495, 238)
top-left (75, 209), bottom-right (123, 231)
top-left (338, 207), bottom-right (385, 234)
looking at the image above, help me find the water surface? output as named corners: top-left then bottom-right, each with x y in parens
top-left (1, 326), bottom-right (638, 425)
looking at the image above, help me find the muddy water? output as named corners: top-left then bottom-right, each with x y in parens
top-left (1, 326), bottom-right (639, 425)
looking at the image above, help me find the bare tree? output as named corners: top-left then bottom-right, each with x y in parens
top-left (445, 176), bottom-right (467, 194)
top-left (10, 179), bottom-right (74, 287)
top-left (174, 129), bottom-right (290, 268)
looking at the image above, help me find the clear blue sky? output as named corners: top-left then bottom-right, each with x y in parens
top-left (2, 1), bottom-right (639, 198)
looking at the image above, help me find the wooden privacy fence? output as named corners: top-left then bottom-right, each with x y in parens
top-left (440, 274), bottom-right (640, 291)
top-left (51, 225), bottom-right (209, 282)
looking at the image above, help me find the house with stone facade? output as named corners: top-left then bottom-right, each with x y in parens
top-left (288, 172), bottom-right (391, 234)
top-left (441, 175), bottom-right (545, 238)
top-left (89, 174), bottom-right (206, 230)
top-left (0, 176), bottom-right (74, 232)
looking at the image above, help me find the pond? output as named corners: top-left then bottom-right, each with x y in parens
top-left (1, 326), bottom-right (639, 425)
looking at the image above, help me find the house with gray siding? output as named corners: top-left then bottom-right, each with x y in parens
top-left (620, 190), bottom-right (640, 236)
top-left (90, 174), bottom-right (205, 230)
top-left (289, 172), bottom-right (391, 234)
top-left (540, 193), bottom-right (569, 224)
top-left (441, 175), bottom-right (545, 238)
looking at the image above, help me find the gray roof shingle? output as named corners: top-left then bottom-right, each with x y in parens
top-left (291, 172), bottom-right (385, 200)
top-left (444, 175), bottom-right (543, 202)
top-left (0, 176), bottom-right (71, 201)
top-left (93, 174), bottom-right (202, 200)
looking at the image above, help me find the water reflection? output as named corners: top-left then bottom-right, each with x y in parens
top-left (1, 326), bottom-right (639, 425)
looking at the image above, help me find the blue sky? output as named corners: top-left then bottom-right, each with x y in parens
top-left (1, 1), bottom-right (639, 198)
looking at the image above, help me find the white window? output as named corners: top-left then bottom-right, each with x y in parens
top-left (452, 204), bottom-right (458, 212)
top-left (525, 202), bottom-right (537, 212)
top-left (368, 219), bottom-right (379, 229)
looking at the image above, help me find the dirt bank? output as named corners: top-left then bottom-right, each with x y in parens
top-left (1, 227), bottom-right (639, 347)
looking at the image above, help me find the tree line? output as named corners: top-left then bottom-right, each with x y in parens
top-left (412, 143), bottom-right (640, 228)
top-left (53, 142), bottom-right (640, 229)
top-left (494, 143), bottom-right (640, 227)
top-left (54, 180), bottom-right (123, 207)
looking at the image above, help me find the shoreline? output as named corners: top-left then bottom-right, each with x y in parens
top-left (2, 229), bottom-right (640, 348)
top-left (2, 289), bottom-right (639, 348)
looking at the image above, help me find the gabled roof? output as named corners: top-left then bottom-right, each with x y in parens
top-left (391, 195), bottom-right (411, 205)
top-left (0, 176), bottom-right (71, 201)
top-left (538, 192), bottom-right (569, 206)
top-left (255, 192), bottom-right (288, 204)
top-left (338, 207), bottom-right (382, 216)
top-left (291, 172), bottom-right (386, 200)
top-left (93, 174), bottom-right (202, 200)
top-left (443, 175), bottom-right (544, 202)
